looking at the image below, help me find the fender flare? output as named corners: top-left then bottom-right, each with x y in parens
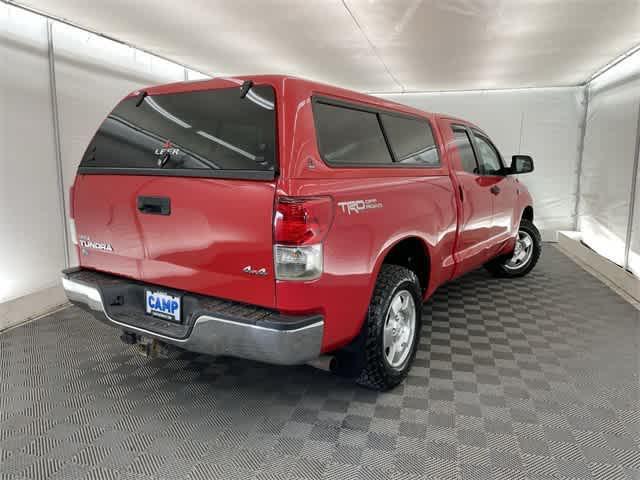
top-left (368, 233), bottom-right (432, 301)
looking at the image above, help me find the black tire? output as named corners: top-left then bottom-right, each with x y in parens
top-left (354, 264), bottom-right (422, 391)
top-left (485, 219), bottom-right (542, 278)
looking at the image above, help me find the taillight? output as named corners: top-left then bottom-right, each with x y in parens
top-left (274, 196), bottom-right (333, 245)
top-left (68, 184), bottom-right (75, 219)
top-left (68, 185), bottom-right (77, 245)
top-left (274, 244), bottom-right (323, 281)
top-left (273, 197), bottom-right (333, 281)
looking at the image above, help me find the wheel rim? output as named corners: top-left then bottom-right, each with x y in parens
top-left (504, 230), bottom-right (534, 270)
top-left (383, 290), bottom-right (416, 369)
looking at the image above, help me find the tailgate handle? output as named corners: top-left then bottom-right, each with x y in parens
top-left (137, 196), bottom-right (171, 215)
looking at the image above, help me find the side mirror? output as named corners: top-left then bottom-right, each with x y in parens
top-left (510, 155), bottom-right (534, 174)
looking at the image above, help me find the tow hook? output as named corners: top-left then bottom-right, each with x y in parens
top-left (120, 331), bottom-right (137, 345)
top-left (119, 331), bottom-right (179, 358)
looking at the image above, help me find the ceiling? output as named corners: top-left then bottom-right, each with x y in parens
top-left (13, 0), bottom-right (640, 92)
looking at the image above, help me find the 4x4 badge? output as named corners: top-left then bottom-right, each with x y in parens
top-left (243, 266), bottom-right (268, 276)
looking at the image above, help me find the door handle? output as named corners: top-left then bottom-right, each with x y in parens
top-left (137, 196), bottom-right (171, 215)
top-left (490, 185), bottom-right (501, 195)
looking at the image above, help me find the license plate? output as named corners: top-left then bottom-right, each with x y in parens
top-left (145, 290), bottom-right (181, 323)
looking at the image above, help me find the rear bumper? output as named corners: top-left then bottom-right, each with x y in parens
top-left (61, 268), bottom-right (324, 365)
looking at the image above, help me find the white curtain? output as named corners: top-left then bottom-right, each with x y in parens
top-left (0, 6), bottom-right (65, 302)
top-left (378, 88), bottom-right (585, 240)
top-left (51, 22), bottom-right (186, 265)
top-left (578, 50), bottom-right (640, 269)
top-left (0, 5), bottom-right (197, 315)
top-left (187, 69), bottom-right (210, 81)
top-left (629, 160), bottom-right (640, 275)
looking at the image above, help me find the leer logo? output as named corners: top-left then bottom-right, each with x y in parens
top-left (154, 140), bottom-right (180, 157)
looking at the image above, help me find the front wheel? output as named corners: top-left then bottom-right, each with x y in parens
top-left (485, 218), bottom-right (542, 278)
top-left (354, 264), bottom-right (422, 391)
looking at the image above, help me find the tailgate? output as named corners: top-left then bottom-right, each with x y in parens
top-left (72, 83), bottom-right (278, 308)
top-left (73, 175), bottom-right (276, 307)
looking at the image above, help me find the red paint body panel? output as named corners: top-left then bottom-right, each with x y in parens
top-left (74, 175), bottom-right (277, 307)
top-left (71, 75), bottom-right (534, 355)
top-left (276, 176), bottom-right (458, 352)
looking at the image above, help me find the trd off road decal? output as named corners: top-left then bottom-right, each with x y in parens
top-left (337, 199), bottom-right (383, 215)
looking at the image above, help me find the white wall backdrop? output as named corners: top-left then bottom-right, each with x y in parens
top-left (578, 49), bottom-right (640, 274)
top-left (0, 6), bottom-right (65, 304)
top-left (0, 4), bottom-right (205, 329)
top-left (2, 2), bottom-right (637, 328)
top-left (52, 22), bottom-right (186, 265)
top-left (379, 88), bottom-right (586, 240)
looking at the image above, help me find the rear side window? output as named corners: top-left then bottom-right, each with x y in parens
top-left (380, 114), bottom-right (439, 166)
top-left (452, 126), bottom-right (479, 174)
top-left (313, 102), bottom-right (392, 166)
top-left (79, 85), bottom-right (277, 179)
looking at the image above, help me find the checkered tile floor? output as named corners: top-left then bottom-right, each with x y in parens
top-left (2, 246), bottom-right (640, 479)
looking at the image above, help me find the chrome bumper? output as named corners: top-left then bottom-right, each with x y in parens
top-left (61, 274), bottom-right (324, 365)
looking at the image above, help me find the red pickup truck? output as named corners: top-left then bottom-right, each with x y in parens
top-left (62, 75), bottom-right (540, 390)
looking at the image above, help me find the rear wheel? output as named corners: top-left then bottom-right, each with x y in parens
top-left (485, 219), bottom-right (541, 278)
top-left (353, 264), bottom-right (422, 391)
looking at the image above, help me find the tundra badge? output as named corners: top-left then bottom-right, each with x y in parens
top-left (79, 236), bottom-right (113, 253)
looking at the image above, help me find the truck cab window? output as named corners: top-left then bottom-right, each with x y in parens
top-left (452, 127), bottom-right (479, 174)
top-left (473, 133), bottom-right (503, 175)
top-left (313, 102), bottom-right (392, 166)
top-left (380, 114), bottom-right (439, 166)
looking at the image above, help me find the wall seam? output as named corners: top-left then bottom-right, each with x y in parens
top-left (371, 85), bottom-right (580, 95)
top-left (573, 85), bottom-right (590, 231)
top-left (341, 0), bottom-right (406, 93)
top-left (623, 102), bottom-right (640, 270)
top-left (582, 42), bottom-right (640, 86)
top-left (517, 111), bottom-right (525, 154)
top-left (46, 19), bottom-right (70, 269)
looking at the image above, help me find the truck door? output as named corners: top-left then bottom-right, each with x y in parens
top-left (447, 123), bottom-right (496, 274)
top-left (469, 130), bottom-right (518, 250)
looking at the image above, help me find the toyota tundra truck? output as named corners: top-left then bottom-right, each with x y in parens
top-left (62, 75), bottom-right (540, 390)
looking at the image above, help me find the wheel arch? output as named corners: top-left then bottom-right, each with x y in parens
top-left (372, 235), bottom-right (432, 296)
top-left (522, 205), bottom-right (534, 222)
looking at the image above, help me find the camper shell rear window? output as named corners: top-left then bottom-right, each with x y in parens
top-left (79, 85), bottom-right (277, 180)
